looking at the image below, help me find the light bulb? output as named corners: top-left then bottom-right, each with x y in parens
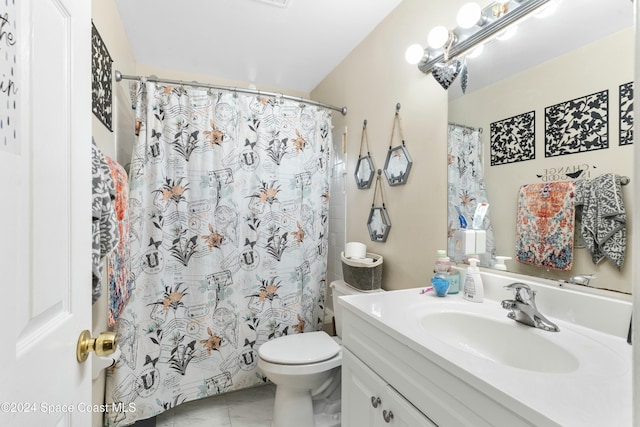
top-left (457, 2), bottom-right (482, 29)
top-left (427, 26), bottom-right (449, 49)
top-left (405, 44), bottom-right (425, 65)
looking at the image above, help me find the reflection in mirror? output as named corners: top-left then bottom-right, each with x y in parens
top-left (355, 156), bottom-right (375, 189)
top-left (368, 207), bottom-right (391, 242)
top-left (447, 0), bottom-right (633, 294)
top-left (384, 145), bottom-right (413, 186)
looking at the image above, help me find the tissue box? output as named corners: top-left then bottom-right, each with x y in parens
top-left (341, 252), bottom-right (383, 291)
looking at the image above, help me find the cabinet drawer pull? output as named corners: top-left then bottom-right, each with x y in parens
top-left (371, 396), bottom-right (381, 408)
top-left (383, 409), bottom-right (394, 423)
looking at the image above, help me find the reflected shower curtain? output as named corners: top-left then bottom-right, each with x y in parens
top-left (106, 82), bottom-right (332, 426)
top-left (447, 124), bottom-right (495, 266)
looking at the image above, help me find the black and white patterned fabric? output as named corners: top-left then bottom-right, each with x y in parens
top-left (575, 173), bottom-right (626, 270)
top-left (92, 139), bottom-right (119, 303)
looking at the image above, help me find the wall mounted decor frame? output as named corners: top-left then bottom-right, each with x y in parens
top-left (355, 119), bottom-right (375, 189)
top-left (92, 21), bottom-right (113, 132)
top-left (490, 111), bottom-right (535, 166)
top-left (368, 171), bottom-right (391, 242)
top-left (545, 89), bottom-right (608, 157)
top-left (384, 104), bottom-right (413, 185)
top-left (619, 81), bottom-right (633, 146)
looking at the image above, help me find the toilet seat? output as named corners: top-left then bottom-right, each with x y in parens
top-left (258, 331), bottom-right (340, 365)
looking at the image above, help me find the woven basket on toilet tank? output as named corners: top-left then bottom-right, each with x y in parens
top-left (340, 252), bottom-right (383, 291)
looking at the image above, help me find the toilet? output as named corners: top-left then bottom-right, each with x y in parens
top-left (258, 280), bottom-right (382, 427)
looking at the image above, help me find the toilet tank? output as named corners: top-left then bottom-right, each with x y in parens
top-left (330, 280), bottom-right (384, 338)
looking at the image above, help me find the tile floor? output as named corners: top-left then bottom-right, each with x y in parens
top-left (155, 384), bottom-right (276, 427)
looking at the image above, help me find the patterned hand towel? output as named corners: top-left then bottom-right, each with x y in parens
top-left (575, 174), bottom-right (626, 270)
top-left (515, 182), bottom-right (576, 271)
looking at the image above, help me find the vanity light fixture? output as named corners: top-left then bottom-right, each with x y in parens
top-left (427, 25), bottom-right (451, 49)
top-left (457, 2), bottom-right (483, 29)
top-left (406, 0), bottom-right (551, 77)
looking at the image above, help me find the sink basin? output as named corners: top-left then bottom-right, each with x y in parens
top-left (420, 311), bottom-right (579, 373)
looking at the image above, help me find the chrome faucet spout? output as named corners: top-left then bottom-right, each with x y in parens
top-left (502, 283), bottom-right (559, 332)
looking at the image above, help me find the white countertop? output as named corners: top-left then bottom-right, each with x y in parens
top-left (339, 285), bottom-right (632, 427)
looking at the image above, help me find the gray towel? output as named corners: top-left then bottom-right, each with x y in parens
top-left (575, 173), bottom-right (626, 270)
top-left (92, 140), bottom-right (119, 303)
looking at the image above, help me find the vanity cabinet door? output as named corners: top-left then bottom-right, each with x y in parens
top-left (343, 349), bottom-right (437, 427)
top-left (383, 384), bottom-right (438, 427)
top-left (343, 348), bottom-right (385, 426)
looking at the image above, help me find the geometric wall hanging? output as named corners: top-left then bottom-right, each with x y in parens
top-left (490, 111), bottom-right (535, 166)
top-left (619, 82), bottom-right (633, 146)
top-left (383, 106), bottom-right (413, 185)
top-left (92, 21), bottom-right (113, 131)
top-left (545, 89), bottom-right (608, 157)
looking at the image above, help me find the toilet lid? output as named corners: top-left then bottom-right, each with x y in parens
top-left (258, 331), bottom-right (340, 365)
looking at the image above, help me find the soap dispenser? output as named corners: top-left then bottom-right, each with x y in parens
top-left (463, 258), bottom-right (484, 302)
top-left (494, 256), bottom-right (512, 271)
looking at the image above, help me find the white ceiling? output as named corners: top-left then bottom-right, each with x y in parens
top-left (113, 0), bottom-right (402, 93)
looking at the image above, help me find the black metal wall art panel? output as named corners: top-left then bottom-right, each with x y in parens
top-left (545, 90), bottom-right (608, 157)
top-left (619, 82), bottom-right (633, 146)
top-left (92, 22), bottom-right (113, 131)
top-left (490, 111), bottom-right (535, 166)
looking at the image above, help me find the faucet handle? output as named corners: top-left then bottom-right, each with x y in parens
top-left (504, 282), bottom-right (535, 304)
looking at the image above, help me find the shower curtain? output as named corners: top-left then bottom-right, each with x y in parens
top-left (447, 124), bottom-right (495, 266)
top-left (105, 81), bottom-right (332, 426)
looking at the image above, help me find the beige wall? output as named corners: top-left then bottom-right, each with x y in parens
top-left (312, 0), bottom-right (477, 291)
top-left (449, 28), bottom-right (634, 294)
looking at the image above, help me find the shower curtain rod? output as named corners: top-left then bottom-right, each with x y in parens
top-left (448, 122), bottom-right (483, 133)
top-left (114, 70), bottom-right (348, 116)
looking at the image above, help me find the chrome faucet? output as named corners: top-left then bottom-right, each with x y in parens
top-left (501, 283), bottom-right (560, 332)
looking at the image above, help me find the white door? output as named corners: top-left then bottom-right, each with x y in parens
top-left (0, 0), bottom-right (92, 425)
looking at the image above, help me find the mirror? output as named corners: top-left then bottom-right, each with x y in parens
top-left (447, 0), bottom-right (634, 294)
top-left (368, 206), bottom-right (391, 242)
top-left (355, 156), bottom-right (375, 189)
top-left (384, 145), bottom-right (413, 185)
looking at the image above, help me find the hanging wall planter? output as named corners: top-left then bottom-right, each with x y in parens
top-left (355, 119), bottom-right (375, 189)
top-left (383, 104), bottom-right (413, 186)
top-left (367, 171), bottom-right (391, 242)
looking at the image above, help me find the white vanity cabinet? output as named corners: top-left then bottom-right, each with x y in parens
top-left (342, 348), bottom-right (436, 427)
top-left (340, 299), bottom-right (548, 427)
top-left (339, 277), bottom-right (632, 427)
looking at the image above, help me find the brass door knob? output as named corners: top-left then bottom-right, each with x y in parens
top-left (76, 330), bottom-right (117, 363)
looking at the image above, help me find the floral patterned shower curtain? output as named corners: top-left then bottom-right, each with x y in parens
top-left (105, 81), bottom-right (332, 426)
top-left (447, 124), bottom-right (495, 266)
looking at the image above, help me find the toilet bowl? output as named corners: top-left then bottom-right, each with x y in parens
top-left (258, 331), bottom-right (342, 427)
top-left (257, 280), bottom-right (383, 427)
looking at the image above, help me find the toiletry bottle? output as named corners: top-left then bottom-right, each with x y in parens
top-left (432, 250), bottom-right (451, 296)
top-left (435, 250), bottom-right (459, 294)
top-left (463, 258), bottom-right (484, 302)
top-left (435, 250), bottom-right (450, 273)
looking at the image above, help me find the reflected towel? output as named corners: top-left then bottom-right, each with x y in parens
top-left (515, 182), bottom-right (575, 271)
top-left (575, 174), bottom-right (626, 270)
